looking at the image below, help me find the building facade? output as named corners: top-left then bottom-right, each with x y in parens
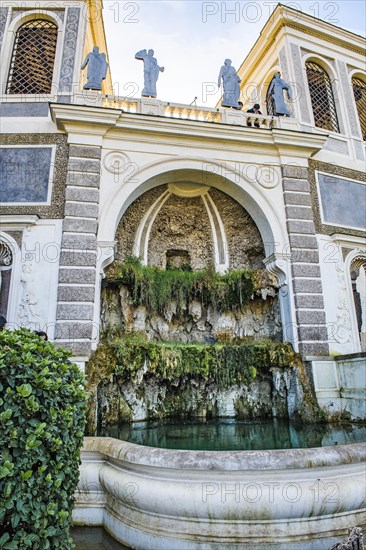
top-left (0, 1), bottom-right (365, 386)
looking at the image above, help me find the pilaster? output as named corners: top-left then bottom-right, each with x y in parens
top-left (54, 145), bottom-right (101, 356)
top-left (282, 165), bottom-right (329, 356)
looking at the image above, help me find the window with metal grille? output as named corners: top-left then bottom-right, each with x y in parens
top-left (305, 61), bottom-right (339, 133)
top-left (266, 78), bottom-right (275, 116)
top-left (7, 19), bottom-right (58, 94)
top-left (352, 77), bottom-right (366, 141)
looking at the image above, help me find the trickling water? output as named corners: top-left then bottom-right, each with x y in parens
top-left (99, 418), bottom-right (366, 451)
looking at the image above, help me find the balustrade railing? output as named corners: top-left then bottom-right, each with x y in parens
top-left (0, 90), bottom-right (300, 131)
top-left (99, 95), bottom-right (279, 128)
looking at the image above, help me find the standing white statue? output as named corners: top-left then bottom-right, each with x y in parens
top-left (135, 49), bottom-right (164, 98)
top-left (268, 72), bottom-right (292, 116)
top-left (218, 59), bottom-right (241, 109)
top-left (81, 46), bottom-right (109, 91)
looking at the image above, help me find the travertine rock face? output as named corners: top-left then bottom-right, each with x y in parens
top-left (101, 284), bottom-right (282, 343)
top-left (91, 363), bottom-right (319, 428)
top-left (209, 188), bottom-right (264, 269)
top-left (329, 527), bottom-right (364, 550)
top-left (114, 185), bottom-right (165, 262)
top-left (148, 194), bottom-right (213, 270)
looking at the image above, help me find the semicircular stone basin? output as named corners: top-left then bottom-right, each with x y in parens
top-left (74, 437), bottom-right (366, 550)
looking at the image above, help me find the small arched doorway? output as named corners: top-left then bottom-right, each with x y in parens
top-left (350, 256), bottom-right (366, 352)
top-left (0, 241), bottom-right (13, 320)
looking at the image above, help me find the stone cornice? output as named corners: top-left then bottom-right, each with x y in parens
top-left (0, 215), bottom-right (39, 231)
top-left (50, 103), bottom-right (121, 131)
top-left (331, 234), bottom-right (366, 248)
top-left (49, 103), bottom-right (121, 145)
top-left (116, 112), bottom-right (328, 156)
top-left (271, 128), bottom-right (327, 157)
top-left (50, 102), bottom-right (328, 159)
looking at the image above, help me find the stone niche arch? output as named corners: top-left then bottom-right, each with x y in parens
top-left (0, 232), bottom-right (21, 327)
top-left (344, 250), bottom-right (366, 352)
top-left (99, 157), bottom-right (286, 248)
top-left (114, 183), bottom-right (266, 274)
top-left (97, 158), bottom-right (297, 347)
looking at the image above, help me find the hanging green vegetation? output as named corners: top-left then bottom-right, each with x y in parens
top-left (107, 336), bottom-right (300, 388)
top-left (86, 335), bottom-right (322, 430)
top-left (109, 257), bottom-right (265, 315)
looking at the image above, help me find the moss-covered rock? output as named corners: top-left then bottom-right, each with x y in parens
top-left (106, 257), bottom-right (267, 316)
top-left (85, 336), bottom-right (322, 432)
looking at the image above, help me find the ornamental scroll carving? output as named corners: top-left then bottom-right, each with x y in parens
top-left (333, 265), bottom-right (352, 344)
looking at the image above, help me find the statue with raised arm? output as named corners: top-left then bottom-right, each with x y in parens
top-left (81, 46), bottom-right (109, 91)
top-left (135, 49), bottom-right (165, 98)
top-left (268, 72), bottom-right (292, 116)
top-left (218, 59), bottom-right (241, 109)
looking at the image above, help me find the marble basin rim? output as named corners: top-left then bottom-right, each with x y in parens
top-left (75, 437), bottom-right (366, 550)
top-left (82, 436), bottom-right (366, 469)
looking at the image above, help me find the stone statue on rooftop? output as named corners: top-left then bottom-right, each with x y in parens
top-left (218, 59), bottom-right (241, 109)
top-left (135, 49), bottom-right (165, 98)
top-left (81, 46), bottom-right (109, 91)
top-left (268, 72), bottom-right (292, 116)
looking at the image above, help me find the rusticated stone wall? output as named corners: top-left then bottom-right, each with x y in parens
top-left (54, 145), bottom-right (101, 356)
top-left (282, 165), bottom-right (328, 356)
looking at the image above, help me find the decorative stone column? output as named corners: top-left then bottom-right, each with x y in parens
top-left (54, 145), bottom-right (101, 356)
top-left (282, 165), bottom-right (329, 356)
top-left (0, 7), bottom-right (9, 53)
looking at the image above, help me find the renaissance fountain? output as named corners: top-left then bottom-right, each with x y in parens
top-left (74, 182), bottom-right (366, 549)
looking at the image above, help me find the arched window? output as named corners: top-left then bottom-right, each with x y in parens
top-left (7, 19), bottom-right (58, 94)
top-left (265, 77), bottom-right (275, 116)
top-left (352, 76), bottom-right (366, 141)
top-left (305, 61), bottom-right (339, 133)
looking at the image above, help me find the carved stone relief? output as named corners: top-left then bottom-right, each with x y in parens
top-left (59, 7), bottom-right (80, 93)
top-left (18, 263), bottom-right (40, 326)
top-left (333, 265), bottom-right (352, 344)
top-left (0, 7), bottom-right (8, 52)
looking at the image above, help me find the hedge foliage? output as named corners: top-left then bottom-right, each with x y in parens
top-left (0, 329), bottom-right (87, 549)
top-left (113, 256), bottom-right (258, 315)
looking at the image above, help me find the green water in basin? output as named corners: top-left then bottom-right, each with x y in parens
top-left (99, 418), bottom-right (366, 451)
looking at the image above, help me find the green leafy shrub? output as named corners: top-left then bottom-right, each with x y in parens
top-left (110, 256), bottom-right (261, 315)
top-left (0, 329), bottom-right (87, 549)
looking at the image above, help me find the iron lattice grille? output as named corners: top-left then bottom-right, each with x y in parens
top-left (305, 61), bottom-right (340, 133)
top-left (7, 19), bottom-right (58, 94)
top-left (352, 77), bottom-right (366, 141)
top-left (266, 79), bottom-right (275, 116)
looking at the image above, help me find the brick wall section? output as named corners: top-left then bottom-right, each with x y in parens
top-left (282, 165), bottom-right (329, 356)
top-left (54, 145), bottom-right (101, 355)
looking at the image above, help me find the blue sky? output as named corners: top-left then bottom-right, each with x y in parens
top-left (103, 1), bottom-right (366, 107)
